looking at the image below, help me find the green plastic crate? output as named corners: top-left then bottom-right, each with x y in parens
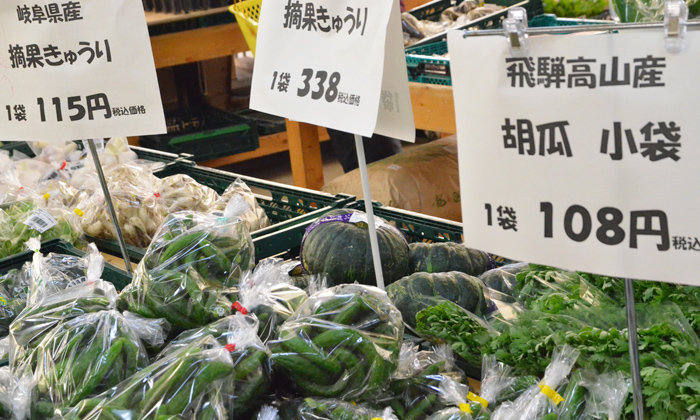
top-left (407, 0), bottom-right (544, 47)
top-left (528, 13), bottom-right (609, 26)
top-left (346, 201), bottom-right (517, 267)
top-left (90, 163), bottom-right (355, 263)
top-left (139, 105), bottom-right (260, 162)
top-left (0, 238), bottom-right (131, 291)
top-left (405, 41), bottom-right (451, 85)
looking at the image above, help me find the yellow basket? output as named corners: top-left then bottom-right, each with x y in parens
top-left (229, 0), bottom-right (262, 56)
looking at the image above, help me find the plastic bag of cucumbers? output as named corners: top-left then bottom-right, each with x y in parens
top-left (295, 398), bottom-right (398, 420)
top-left (26, 310), bottom-right (156, 420)
top-left (9, 279), bottom-right (118, 369)
top-left (159, 312), bottom-right (271, 419)
top-left (58, 334), bottom-right (235, 420)
top-left (118, 211), bottom-right (254, 333)
top-left (269, 283), bottom-right (403, 401)
top-left (0, 366), bottom-right (33, 420)
top-left (237, 258), bottom-right (308, 343)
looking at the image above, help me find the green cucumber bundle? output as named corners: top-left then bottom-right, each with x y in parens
top-left (270, 284), bottom-right (403, 401)
top-left (238, 258), bottom-right (309, 343)
top-left (141, 211), bottom-right (254, 287)
top-left (159, 313), bottom-right (272, 419)
top-left (297, 398), bottom-right (398, 420)
top-left (382, 344), bottom-right (465, 420)
top-left (61, 335), bottom-right (234, 420)
top-left (9, 280), bottom-right (117, 367)
top-left (556, 370), bottom-right (630, 420)
top-left (119, 211), bottom-right (254, 333)
top-left (27, 310), bottom-right (152, 419)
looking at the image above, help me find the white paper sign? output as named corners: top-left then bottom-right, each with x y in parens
top-left (0, 0), bottom-right (166, 141)
top-left (448, 29), bottom-right (700, 285)
top-left (250, 0), bottom-right (414, 142)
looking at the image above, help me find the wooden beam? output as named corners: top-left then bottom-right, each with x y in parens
top-left (286, 120), bottom-right (325, 190)
top-left (145, 7), bottom-right (231, 26)
top-left (409, 82), bottom-right (456, 134)
top-left (151, 23), bottom-right (248, 69)
top-left (201, 127), bottom-right (329, 168)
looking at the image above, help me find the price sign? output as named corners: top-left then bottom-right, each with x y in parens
top-left (448, 29), bottom-right (700, 285)
top-left (0, 0), bottom-right (166, 141)
top-left (250, 0), bottom-right (414, 141)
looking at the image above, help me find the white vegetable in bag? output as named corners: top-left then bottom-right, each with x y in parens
top-left (212, 178), bottom-right (270, 233)
top-left (157, 174), bottom-right (220, 214)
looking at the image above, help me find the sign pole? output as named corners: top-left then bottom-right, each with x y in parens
top-left (86, 139), bottom-right (133, 274)
top-left (624, 278), bottom-right (644, 420)
top-left (354, 134), bottom-right (385, 289)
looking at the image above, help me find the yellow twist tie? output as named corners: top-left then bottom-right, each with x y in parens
top-left (43, 193), bottom-right (51, 200)
top-left (74, 208), bottom-right (84, 217)
top-left (351, 402), bottom-right (357, 406)
top-left (539, 383), bottom-right (564, 405)
top-left (371, 418), bottom-right (383, 420)
top-left (459, 403), bottom-right (473, 414)
top-left (467, 392), bottom-right (489, 409)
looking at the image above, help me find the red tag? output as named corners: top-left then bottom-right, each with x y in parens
top-left (60, 160), bottom-right (67, 170)
top-left (231, 301), bottom-right (248, 315)
top-left (225, 343), bottom-right (236, 352)
top-left (154, 192), bottom-right (161, 198)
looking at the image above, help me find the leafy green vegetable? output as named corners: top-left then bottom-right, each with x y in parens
top-left (415, 301), bottom-right (492, 368)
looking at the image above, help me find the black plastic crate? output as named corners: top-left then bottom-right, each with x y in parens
top-left (0, 239), bottom-right (132, 291)
top-left (90, 163), bottom-right (355, 263)
top-left (139, 105), bottom-right (259, 162)
top-left (233, 109), bottom-right (287, 137)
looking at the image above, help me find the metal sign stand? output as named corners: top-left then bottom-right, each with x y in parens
top-left (86, 139), bottom-right (134, 275)
top-left (457, 6), bottom-right (698, 419)
top-left (354, 134), bottom-right (386, 290)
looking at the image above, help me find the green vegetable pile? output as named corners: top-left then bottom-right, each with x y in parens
top-left (542, 0), bottom-right (607, 18)
top-left (294, 397), bottom-right (393, 420)
top-left (270, 284), bottom-right (403, 401)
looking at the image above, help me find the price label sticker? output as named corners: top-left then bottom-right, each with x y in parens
top-left (24, 208), bottom-right (58, 233)
top-left (448, 30), bottom-right (700, 285)
top-left (250, 0), bottom-right (414, 141)
top-left (0, 0), bottom-right (166, 141)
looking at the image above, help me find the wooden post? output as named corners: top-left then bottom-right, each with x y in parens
top-left (286, 119), bottom-right (324, 190)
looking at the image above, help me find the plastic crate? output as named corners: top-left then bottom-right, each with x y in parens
top-left (0, 141), bottom-right (34, 158)
top-left (139, 105), bottom-right (260, 162)
top-left (90, 163), bottom-right (355, 263)
top-left (405, 41), bottom-right (451, 86)
top-left (233, 109), bottom-right (287, 137)
top-left (346, 201), bottom-right (517, 267)
top-left (528, 13), bottom-right (610, 26)
top-left (407, 0), bottom-right (544, 47)
top-left (0, 238), bottom-right (132, 291)
top-left (229, 0), bottom-right (261, 55)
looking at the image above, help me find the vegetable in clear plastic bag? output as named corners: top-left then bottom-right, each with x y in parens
top-left (0, 366), bottom-right (33, 420)
top-left (580, 371), bottom-right (630, 420)
top-left (0, 201), bottom-right (84, 258)
top-left (211, 178), bottom-right (270, 233)
top-left (270, 284), bottom-right (403, 401)
top-left (26, 310), bottom-right (153, 419)
top-left (159, 313), bottom-right (271, 419)
top-left (296, 398), bottom-right (398, 420)
top-left (60, 334), bottom-right (234, 420)
top-left (157, 174), bottom-right (220, 214)
top-left (76, 163), bottom-right (164, 248)
top-left (0, 270), bottom-right (29, 338)
top-left (382, 344), bottom-right (466, 420)
top-left (479, 263), bottom-right (530, 297)
top-left (238, 258), bottom-right (308, 342)
top-left (480, 355), bottom-right (538, 410)
top-left (611, 0), bottom-right (699, 22)
top-left (118, 212), bottom-right (253, 332)
top-left (492, 345), bottom-right (580, 420)
top-left (9, 279), bottom-right (117, 369)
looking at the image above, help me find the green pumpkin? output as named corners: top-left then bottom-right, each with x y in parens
top-left (387, 271), bottom-right (489, 328)
top-left (408, 242), bottom-right (492, 276)
top-left (300, 209), bottom-right (409, 286)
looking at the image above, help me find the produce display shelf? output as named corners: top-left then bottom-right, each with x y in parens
top-left (346, 201), bottom-right (516, 267)
top-left (91, 162), bottom-right (355, 263)
top-left (138, 105), bottom-right (260, 163)
top-left (0, 238), bottom-right (132, 291)
top-left (407, 0), bottom-right (544, 48)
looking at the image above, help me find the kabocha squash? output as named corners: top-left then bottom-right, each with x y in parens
top-left (300, 209), bottom-right (409, 286)
top-left (408, 242), bottom-right (493, 276)
top-left (386, 271), bottom-right (490, 329)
